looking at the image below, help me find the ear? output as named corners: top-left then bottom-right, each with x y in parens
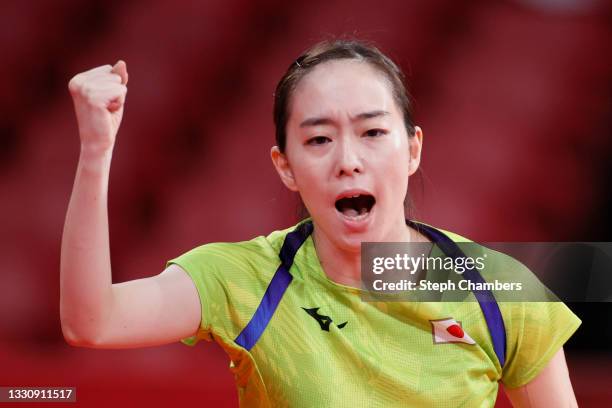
top-left (408, 126), bottom-right (423, 176)
top-left (270, 146), bottom-right (299, 192)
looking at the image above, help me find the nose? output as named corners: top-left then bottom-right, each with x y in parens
top-left (335, 137), bottom-right (364, 177)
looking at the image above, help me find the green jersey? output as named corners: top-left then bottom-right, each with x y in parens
top-left (167, 218), bottom-right (581, 407)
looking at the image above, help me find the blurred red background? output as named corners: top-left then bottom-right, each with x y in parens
top-left (1, 0), bottom-right (611, 406)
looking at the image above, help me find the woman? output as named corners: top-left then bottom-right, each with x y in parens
top-left (60, 39), bottom-right (581, 407)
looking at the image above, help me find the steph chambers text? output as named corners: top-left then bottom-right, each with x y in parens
top-left (371, 279), bottom-right (523, 292)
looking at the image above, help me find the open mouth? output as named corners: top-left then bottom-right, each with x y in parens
top-left (334, 194), bottom-right (376, 218)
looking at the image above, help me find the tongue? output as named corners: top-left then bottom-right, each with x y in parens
top-left (341, 207), bottom-right (368, 217)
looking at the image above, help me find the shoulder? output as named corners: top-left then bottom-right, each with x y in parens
top-left (168, 220), bottom-right (310, 345)
top-left (413, 220), bottom-right (475, 243)
top-left (167, 219), bottom-right (307, 275)
top-left (434, 226), bottom-right (474, 243)
top-left (423, 221), bottom-right (534, 283)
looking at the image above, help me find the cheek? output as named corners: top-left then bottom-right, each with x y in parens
top-left (379, 156), bottom-right (409, 183)
top-left (374, 137), bottom-right (411, 194)
top-left (290, 158), bottom-right (325, 198)
top-left (380, 134), bottom-right (410, 168)
top-left (292, 156), bottom-right (321, 181)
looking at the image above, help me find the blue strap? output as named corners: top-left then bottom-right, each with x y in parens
top-left (234, 221), bottom-right (313, 350)
top-left (407, 220), bottom-right (507, 367)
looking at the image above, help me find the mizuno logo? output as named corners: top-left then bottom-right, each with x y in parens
top-left (302, 307), bottom-right (348, 331)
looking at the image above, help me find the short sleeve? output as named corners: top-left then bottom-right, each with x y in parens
top-left (500, 301), bottom-right (581, 388)
top-left (166, 247), bottom-right (215, 347)
top-left (165, 239), bottom-right (279, 347)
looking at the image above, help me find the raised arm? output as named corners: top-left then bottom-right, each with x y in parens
top-left (60, 62), bottom-right (201, 348)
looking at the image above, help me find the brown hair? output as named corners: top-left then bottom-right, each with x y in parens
top-left (272, 38), bottom-right (419, 220)
top-left (274, 38), bottom-right (416, 152)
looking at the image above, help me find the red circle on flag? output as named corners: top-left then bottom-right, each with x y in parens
top-left (447, 324), bottom-right (464, 338)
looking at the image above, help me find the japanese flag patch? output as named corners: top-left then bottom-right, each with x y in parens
top-left (430, 318), bottom-right (476, 345)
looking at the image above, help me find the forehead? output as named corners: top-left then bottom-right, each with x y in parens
top-left (289, 60), bottom-right (398, 123)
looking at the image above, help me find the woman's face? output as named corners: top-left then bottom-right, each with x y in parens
top-left (272, 59), bottom-right (422, 252)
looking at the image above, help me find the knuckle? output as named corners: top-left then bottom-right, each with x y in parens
top-left (95, 64), bottom-right (112, 72)
top-left (81, 85), bottom-right (97, 102)
top-left (68, 75), bottom-right (81, 93)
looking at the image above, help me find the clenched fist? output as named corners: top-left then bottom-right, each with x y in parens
top-left (68, 61), bottom-right (128, 151)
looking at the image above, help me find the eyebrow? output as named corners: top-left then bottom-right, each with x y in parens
top-left (299, 110), bottom-right (390, 128)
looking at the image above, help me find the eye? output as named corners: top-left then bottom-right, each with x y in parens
top-left (364, 129), bottom-right (388, 138)
top-left (306, 136), bottom-right (331, 146)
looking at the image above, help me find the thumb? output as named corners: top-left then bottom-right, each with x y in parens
top-left (112, 60), bottom-right (128, 85)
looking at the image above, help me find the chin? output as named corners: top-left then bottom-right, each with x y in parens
top-left (336, 237), bottom-right (363, 253)
top-left (332, 226), bottom-right (377, 254)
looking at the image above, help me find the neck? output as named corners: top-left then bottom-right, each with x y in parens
top-left (311, 214), bottom-right (425, 288)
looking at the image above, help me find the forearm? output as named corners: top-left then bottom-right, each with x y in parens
top-left (60, 145), bottom-right (115, 345)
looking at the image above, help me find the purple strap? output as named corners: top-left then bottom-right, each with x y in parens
top-left (234, 221), bottom-right (313, 350)
top-left (407, 219), bottom-right (507, 367)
